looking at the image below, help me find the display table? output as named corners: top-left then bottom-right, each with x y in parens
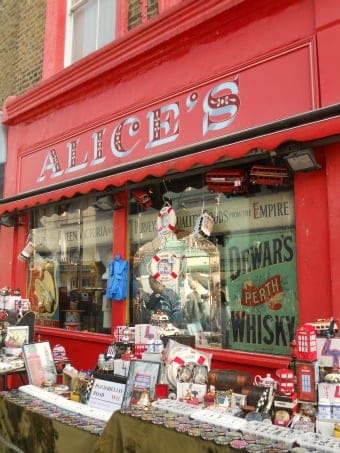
top-left (1, 390), bottom-right (339, 453)
top-left (0, 391), bottom-right (101, 453)
top-left (0, 356), bottom-right (71, 390)
top-left (1, 392), bottom-right (228, 453)
top-left (0, 364), bottom-right (26, 390)
top-left (95, 411), bottom-right (232, 453)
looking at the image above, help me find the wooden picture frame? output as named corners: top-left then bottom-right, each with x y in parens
top-left (122, 359), bottom-right (161, 408)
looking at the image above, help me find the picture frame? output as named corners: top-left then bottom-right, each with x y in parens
top-left (22, 341), bottom-right (57, 386)
top-left (215, 390), bottom-right (230, 406)
top-left (4, 325), bottom-right (29, 350)
top-left (176, 382), bottom-right (206, 402)
top-left (231, 392), bottom-right (247, 408)
top-left (122, 359), bottom-right (161, 408)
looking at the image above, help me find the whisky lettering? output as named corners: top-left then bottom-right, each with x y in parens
top-left (231, 313), bottom-right (296, 346)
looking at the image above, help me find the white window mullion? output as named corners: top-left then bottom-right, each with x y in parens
top-left (96, 0), bottom-right (100, 51)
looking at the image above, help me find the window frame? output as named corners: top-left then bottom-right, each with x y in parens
top-left (64, 0), bottom-right (127, 67)
top-left (128, 169), bottom-right (298, 356)
top-left (28, 194), bottom-right (114, 334)
top-left (64, 0), bottom-right (183, 67)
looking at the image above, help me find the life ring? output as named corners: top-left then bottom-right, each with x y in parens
top-left (157, 204), bottom-right (176, 237)
top-left (149, 251), bottom-right (181, 281)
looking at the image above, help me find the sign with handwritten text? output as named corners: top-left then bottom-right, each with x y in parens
top-left (88, 378), bottom-right (126, 413)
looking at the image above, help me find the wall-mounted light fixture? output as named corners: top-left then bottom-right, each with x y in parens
top-left (93, 195), bottom-right (123, 211)
top-left (284, 149), bottom-right (321, 172)
top-left (0, 214), bottom-right (18, 227)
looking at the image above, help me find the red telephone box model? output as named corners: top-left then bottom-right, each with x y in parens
top-left (296, 324), bottom-right (317, 362)
top-left (295, 324), bottom-right (318, 402)
top-left (295, 361), bottom-right (318, 402)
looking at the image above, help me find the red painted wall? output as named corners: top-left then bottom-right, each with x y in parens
top-left (325, 143), bottom-right (340, 322)
top-left (294, 149), bottom-right (332, 324)
top-left (111, 192), bottom-right (129, 330)
top-left (43, 0), bottom-right (67, 78)
top-left (315, 0), bottom-right (340, 105)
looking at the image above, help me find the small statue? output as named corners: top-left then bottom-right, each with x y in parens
top-left (183, 388), bottom-right (192, 400)
top-left (204, 385), bottom-right (216, 407)
top-left (137, 388), bottom-right (151, 408)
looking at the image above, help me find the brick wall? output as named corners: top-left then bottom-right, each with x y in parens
top-left (0, 0), bottom-right (162, 107)
top-left (0, 0), bottom-right (46, 107)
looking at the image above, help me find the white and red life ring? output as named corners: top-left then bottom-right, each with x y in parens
top-left (149, 251), bottom-right (181, 281)
top-left (157, 204), bottom-right (177, 237)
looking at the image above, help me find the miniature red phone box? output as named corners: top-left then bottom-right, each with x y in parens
top-left (296, 324), bottom-right (317, 362)
top-left (295, 361), bottom-right (318, 402)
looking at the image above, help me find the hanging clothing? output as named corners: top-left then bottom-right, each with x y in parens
top-left (105, 255), bottom-right (128, 301)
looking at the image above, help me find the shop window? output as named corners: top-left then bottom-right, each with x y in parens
top-left (28, 194), bottom-right (113, 333)
top-left (129, 168), bottom-right (298, 355)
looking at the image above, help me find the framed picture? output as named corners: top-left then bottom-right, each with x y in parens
top-left (122, 359), bottom-right (161, 408)
top-left (4, 326), bottom-right (29, 350)
top-left (231, 393), bottom-right (247, 409)
top-left (22, 341), bottom-right (57, 386)
top-left (176, 382), bottom-right (207, 402)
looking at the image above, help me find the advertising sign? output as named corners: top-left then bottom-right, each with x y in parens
top-left (226, 228), bottom-right (298, 355)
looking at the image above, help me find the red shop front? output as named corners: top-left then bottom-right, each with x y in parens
top-left (1, 0), bottom-right (340, 376)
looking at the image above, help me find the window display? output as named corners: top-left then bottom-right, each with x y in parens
top-left (28, 195), bottom-right (113, 333)
top-left (129, 170), bottom-right (298, 355)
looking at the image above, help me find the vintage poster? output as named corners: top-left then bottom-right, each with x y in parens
top-left (27, 257), bottom-right (59, 327)
top-left (225, 228), bottom-right (298, 355)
